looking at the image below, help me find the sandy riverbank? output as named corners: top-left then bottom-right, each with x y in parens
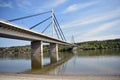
top-left (0, 73), bottom-right (120, 80)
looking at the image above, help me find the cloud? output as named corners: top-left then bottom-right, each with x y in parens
top-left (61, 7), bottom-right (120, 42)
top-left (62, 4), bottom-right (79, 13)
top-left (34, 0), bottom-right (68, 13)
top-left (0, 1), bottom-right (12, 8)
top-left (38, 0), bottom-right (68, 10)
top-left (62, 1), bottom-right (100, 13)
top-left (66, 20), bottom-right (120, 42)
top-left (84, 20), bottom-right (120, 37)
top-left (15, 0), bottom-right (31, 9)
top-left (71, 19), bottom-right (120, 42)
top-left (61, 8), bottom-right (120, 29)
top-left (51, 0), bottom-right (67, 8)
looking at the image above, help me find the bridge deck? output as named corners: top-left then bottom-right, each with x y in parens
top-left (0, 21), bottom-right (72, 45)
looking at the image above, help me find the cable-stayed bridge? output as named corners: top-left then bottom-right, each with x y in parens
top-left (0, 10), bottom-right (75, 68)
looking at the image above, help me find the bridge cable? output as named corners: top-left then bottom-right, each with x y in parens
top-left (56, 19), bottom-right (66, 41)
top-left (54, 19), bottom-right (62, 40)
top-left (41, 22), bottom-right (52, 33)
top-left (29, 16), bottom-right (52, 29)
top-left (7, 11), bottom-right (51, 22)
top-left (54, 22), bottom-right (60, 39)
top-left (54, 17), bottom-right (65, 40)
top-left (71, 35), bottom-right (75, 44)
top-left (41, 21), bottom-right (60, 39)
top-left (53, 13), bottom-right (66, 41)
top-left (53, 14), bottom-right (64, 40)
top-left (54, 19), bottom-right (63, 40)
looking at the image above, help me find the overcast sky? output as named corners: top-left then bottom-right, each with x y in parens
top-left (0, 0), bottom-right (120, 47)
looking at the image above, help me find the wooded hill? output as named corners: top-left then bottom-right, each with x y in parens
top-left (77, 39), bottom-right (120, 50)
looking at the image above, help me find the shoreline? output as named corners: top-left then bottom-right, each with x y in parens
top-left (0, 73), bottom-right (120, 80)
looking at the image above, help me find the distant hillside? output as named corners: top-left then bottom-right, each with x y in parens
top-left (0, 39), bottom-right (120, 57)
top-left (0, 45), bottom-right (50, 58)
top-left (77, 39), bottom-right (120, 50)
top-left (0, 45), bottom-right (31, 58)
top-left (0, 44), bottom-right (71, 58)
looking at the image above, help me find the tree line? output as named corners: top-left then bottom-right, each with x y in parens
top-left (77, 39), bottom-right (120, 50)
top-left (0, 39), bottom-right (120, 57)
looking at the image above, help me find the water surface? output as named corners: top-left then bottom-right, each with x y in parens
top-left (48, 56), bottom-right (120, 76)
top-left (0, 49), bottom-right (120, 76)
top-left (0, 58), bottom-right (50, 73)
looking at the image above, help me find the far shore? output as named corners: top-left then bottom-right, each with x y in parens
top-left (0, 73), bottom-right (120, 80)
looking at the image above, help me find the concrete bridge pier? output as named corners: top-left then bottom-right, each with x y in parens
top-left (72, 46), bottom-right (78, 54)
top-left (31, 41), bottom-right (43, 69)
top-left (50, 43), bottom-right (59, 63)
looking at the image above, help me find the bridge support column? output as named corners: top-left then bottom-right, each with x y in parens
top-left (31, 41), bottom-right (43, 69)
top-left (50, 43), bottom-right (59, 63)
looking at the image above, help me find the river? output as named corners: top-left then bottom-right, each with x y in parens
top-left (0, 49), bottom-right (120, 76)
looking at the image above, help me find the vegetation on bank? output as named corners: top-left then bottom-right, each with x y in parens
top-left (77, 39), bottom-right (120, 50)
top-left (0, 45), bottom-right (30, 58)
top-left (0, 45), bottom-right (72, 58)
top-left (0, 39), bottom-right (120, 57)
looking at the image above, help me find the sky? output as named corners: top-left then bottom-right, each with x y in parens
top-left (0, 0), bottom-right (120, 47)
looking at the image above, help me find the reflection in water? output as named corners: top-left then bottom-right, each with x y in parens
top-left (0, 49), bottom-right (120, 76)
top-left (0, 58), bottom-right (50, 73)
top-left (28, 54), bottom-right (73, 74)
top-left (48, 56), bottom-right (120, 76)
top-left (52, 60), bottom-right (68, 75)
top-left (47, 49), bottom-right (120, 76)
